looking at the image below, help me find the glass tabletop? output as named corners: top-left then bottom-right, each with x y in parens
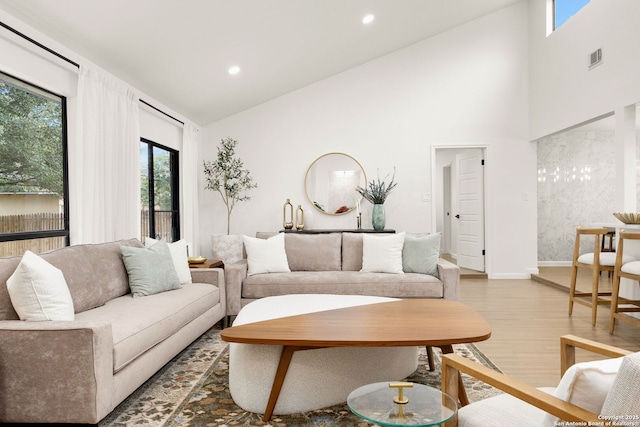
top-left (347, 382), bottom-right (457, 427)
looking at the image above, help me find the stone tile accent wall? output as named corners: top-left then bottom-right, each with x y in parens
top-left (537, 131), bottom-right (616, 263)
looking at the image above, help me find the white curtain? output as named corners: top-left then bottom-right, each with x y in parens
top-left (182, 123), bottom-right (201, 255)
top-left (71, 66), bottom-right (141, 244)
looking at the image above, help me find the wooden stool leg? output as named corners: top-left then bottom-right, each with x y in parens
top-left (609, 273), bottom-right (621, 334)
top-left (568, 264), bottom-right (578, 316)
top-left (591, 262), bottom-right (600, 326)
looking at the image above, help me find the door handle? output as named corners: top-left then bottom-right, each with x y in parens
top-left (455, 214), bottom-right (460, 219)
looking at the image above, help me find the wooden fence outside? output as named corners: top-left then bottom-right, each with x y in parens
top-left (0, 211), bottom-right (173, 258)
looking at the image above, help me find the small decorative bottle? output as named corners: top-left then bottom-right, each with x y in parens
top-left (296, 205), bottom-right (305, 230)
top-left (283, 199), bottom-right (294, 229)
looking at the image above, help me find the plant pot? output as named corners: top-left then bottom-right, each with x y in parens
top-left (211, 234), bottom-right (244, 265)
top-left (372, 204), bottom-right (386, 231)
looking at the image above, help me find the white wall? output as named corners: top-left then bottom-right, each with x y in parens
top-left (529, 0), bottom-right (640, 140)
top-left (201, 2), bottom-right (537, 278)
top-left (0, 10), bottom-right (190, 243)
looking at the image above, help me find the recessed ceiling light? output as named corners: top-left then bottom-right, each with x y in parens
top-left (228, 65), bottom-right (241, 75)
top-left (362, 14), bottom-right (375, 25)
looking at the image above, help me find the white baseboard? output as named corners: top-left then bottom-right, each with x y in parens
top-left (488, 273), bottom-right (534, 279)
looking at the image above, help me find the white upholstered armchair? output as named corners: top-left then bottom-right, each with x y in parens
top-left (441, 335), bottom-right (640, 427)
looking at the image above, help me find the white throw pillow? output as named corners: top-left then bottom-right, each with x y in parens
top-left (542, 356), bottom-right (624, 426)
top-left (243, 233), bottom-right (291, 276)
top-left (6, 250), bottom-right (75, 321)
top-left (361, 232), bottom-right (406, 274)
top-left (145, 237), bottom-right (192, 284)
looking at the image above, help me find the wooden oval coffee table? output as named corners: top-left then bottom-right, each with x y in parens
top-left (221, 298), bottom-right (491, 421)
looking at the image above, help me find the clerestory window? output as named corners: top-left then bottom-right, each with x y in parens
top-left (554, 0), bottom-right (590, 30)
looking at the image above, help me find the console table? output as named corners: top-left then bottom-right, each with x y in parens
top-left (281, 229), bottom-right (395, 234)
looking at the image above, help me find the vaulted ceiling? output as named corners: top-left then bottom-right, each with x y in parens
top-left (0, 0), bottom-right (522, 125)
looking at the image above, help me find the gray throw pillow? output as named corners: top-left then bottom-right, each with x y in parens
top-left (121, 241), bottom-right (181, 297)
top-left (402, 233), bottom-right (441, 278)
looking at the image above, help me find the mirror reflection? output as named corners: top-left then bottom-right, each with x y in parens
top-left (305, 153), bottom-right (367, 215)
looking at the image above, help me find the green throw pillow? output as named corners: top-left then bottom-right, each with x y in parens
top-left (121, 241), bottom-right (181, 297)
top-left (402, 233), bottom-right (441, 278)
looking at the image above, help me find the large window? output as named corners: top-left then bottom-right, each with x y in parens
top-left (554, 0), bottom-right (590, 30)
top-left (140, 138), bottom-right (180, 242)
top-left (0, 72), bottom-right (68, 257)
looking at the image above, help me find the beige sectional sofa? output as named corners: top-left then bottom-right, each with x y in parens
top-left (225, 231), bottom-right (460, 318)
top-left (0, 239), bottom-right (226, 424)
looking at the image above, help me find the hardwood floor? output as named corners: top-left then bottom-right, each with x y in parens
top-left (457, 270), bottom-right (640, 389)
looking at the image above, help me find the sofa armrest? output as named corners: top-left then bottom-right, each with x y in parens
top-left (224, 258), bottom-right (248, 316)
top-left (0, 320), bottom-right (113, 423)
top-left (437, 258), bottom-right (460, 301)
top-left (190, 267), bottom-right (226, 316)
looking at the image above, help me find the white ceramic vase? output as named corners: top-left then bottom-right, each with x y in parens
top-left (211, 234), bottom-right (244, 265)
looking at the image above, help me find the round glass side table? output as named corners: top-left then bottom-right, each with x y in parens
top-left (347, 382), bottom-right (457, 427)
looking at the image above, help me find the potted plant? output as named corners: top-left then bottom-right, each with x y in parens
top-left (356, 168), bottom-right (397, 230)
top-left (203, 137), bottom-right (257, 264)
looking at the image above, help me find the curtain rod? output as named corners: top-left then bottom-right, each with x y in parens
top-left (140, 99), bottom-right (185, 125)
top-left (0, 21), bottom-right (80, 68)
top-left (1, 20), bottom-right (186, 127)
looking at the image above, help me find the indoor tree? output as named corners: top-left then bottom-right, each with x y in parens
top-left (203, 137), bottom-right (257, 235)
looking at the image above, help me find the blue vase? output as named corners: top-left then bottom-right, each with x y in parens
top-left (372, 204), bottom-right (385, 231)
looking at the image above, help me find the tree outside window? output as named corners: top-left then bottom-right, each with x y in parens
top-left (0, 72), bottom-right (68, 256)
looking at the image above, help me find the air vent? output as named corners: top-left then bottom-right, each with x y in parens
top-left (589, 48), bottom-right (603, 70)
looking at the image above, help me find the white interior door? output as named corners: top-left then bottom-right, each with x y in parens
top-left (443, 165), bottom-right (452, 254)
top-left (455, 149), bottom-right (485, 272)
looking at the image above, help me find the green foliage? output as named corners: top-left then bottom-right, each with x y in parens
top-left (0, 80), bottom-right (63, 195)
top-left (140, 155), bottom-right (172, 210)
top-left (203, 137), bottom-right (257, 234)
top-left (356, 168), bottom-right (397, 204)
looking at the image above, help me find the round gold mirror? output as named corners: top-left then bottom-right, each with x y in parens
top-left (304, 152), bottom-right (367, 215)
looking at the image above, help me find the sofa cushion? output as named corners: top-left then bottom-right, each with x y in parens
top-left (242, 271), bottom-right (444, 299)
top-left (75, 282), bottom-right (220, 373)
top-left (80, 239), bottom-right (144, 304)
top-left (121, 242), bottom-right (182, 297)
top-left (342, 233), bottom-right (364, 271)
top-left (7, 251), bottom-right (75, 321)
top-left (0, 256), bottom-right (23, 320)
top-left (0, 239), bottom-right (143, 319)
top-left (361, 232), bottom-right (405, 274)
top-left (403, 233), bottom-right (441, 278)
top-left (285, 233), bottom-right (342, 271)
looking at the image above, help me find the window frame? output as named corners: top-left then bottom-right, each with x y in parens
top-left (140, 138), bottom-right (180, 242)
top-left (0, 71), bottom-right (70, 246)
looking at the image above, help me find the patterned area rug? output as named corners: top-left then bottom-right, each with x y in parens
top-left (100, 324), bottom-right (503, 426)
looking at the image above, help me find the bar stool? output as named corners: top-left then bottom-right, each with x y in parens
top-left (568, 227), bottom-right (631, 326)
top-left (609, 230), bottom-right (640, 334)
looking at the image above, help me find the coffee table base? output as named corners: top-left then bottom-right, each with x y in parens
top-left (262, 344), bottom-right (468, 422)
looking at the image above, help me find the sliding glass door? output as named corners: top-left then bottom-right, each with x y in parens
top-left (140, 139), bottom-right (179, 242)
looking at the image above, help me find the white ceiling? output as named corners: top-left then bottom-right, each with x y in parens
top-left (0, 0), bottom-right (521, 125)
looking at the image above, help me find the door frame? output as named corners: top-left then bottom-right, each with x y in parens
top-left (431, 145), bottom-right (488, 273)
